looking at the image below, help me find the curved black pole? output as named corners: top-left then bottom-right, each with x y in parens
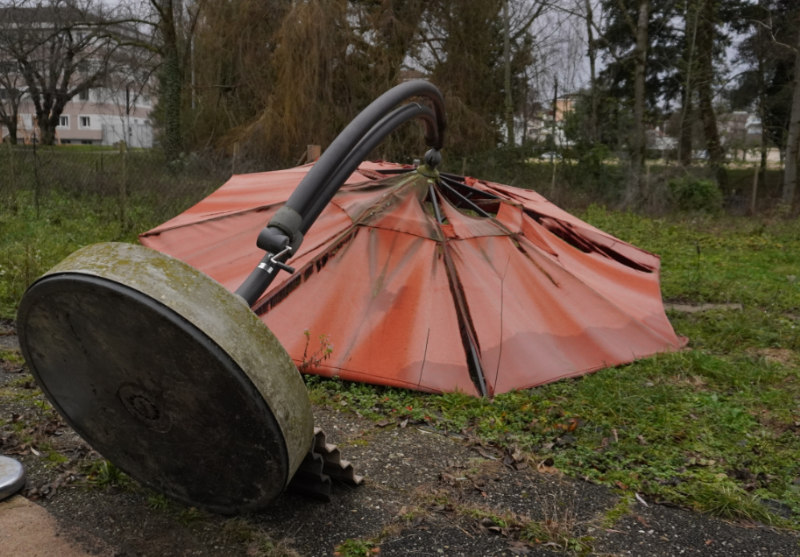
top-left (300, 103), bottom-right (437, 232)
top-left (287, 80), bottom-right (444, 229)
top-left (235, 80), bottom-right (446, 306)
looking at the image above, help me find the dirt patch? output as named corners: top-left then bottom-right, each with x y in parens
top-left (2, 336), bottom-right (799, 556)
top-left (750, 347), bottom-right (798, 366)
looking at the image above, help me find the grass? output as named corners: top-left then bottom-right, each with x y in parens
top-left (0, 148), bottom-right (224, 318)
top-left (1, 156), bottom-right (799, 531)
top-left (0, 190), bottom-right (140, 317)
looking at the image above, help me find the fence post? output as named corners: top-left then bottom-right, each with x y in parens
top-left (231, 142), bottom-right (238, 176)
top-left (119, 141), bottom-right (129, 230)
top-left (32, 133), bottom-right (41, 218)
top-left (2, 141), bottom-right (14, 208)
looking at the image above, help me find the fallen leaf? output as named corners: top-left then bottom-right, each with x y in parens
top-left (507, 540), bottom-right (532, 555)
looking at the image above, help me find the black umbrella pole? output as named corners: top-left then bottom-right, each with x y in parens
top-left (235, 80), bottom-right (447, 306)
top-left (285, 80), bottom-right (444, 234)
top-left (300, 103), bottom-right (438, 233)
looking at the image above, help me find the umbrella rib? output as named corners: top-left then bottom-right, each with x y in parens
top-left (438, 181), bottom-right (492, 218)
top-left (373, 168), bottom-right (414, 175)
top-left (428, 183), bottom-right (445, 224)
top-left (417, 328), bottom-right (431, 388)
top-left (526, 212), bottom-right (654, 273)
top-left (442, 247), bottom-right (488, 397)
top-left (439, 173), bottom-right (503, 200)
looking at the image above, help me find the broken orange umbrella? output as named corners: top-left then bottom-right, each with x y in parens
top-left (141, 158), bottom-right (683, 397)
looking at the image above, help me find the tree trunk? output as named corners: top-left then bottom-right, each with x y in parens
top-left (503, 0), bottom-right (514, 146)
top-left (584, 0), bottom-right (598, 143)
top-left (678, 87), bottom-right (693, 165)
top-left (625, 0), bottom-right (650, 207)
top-left (161, 44), bottom-right (183, 161)
top-left (38, 125), bottom-right (56, 145)
top-left (782, 15), bottom-right (800, 210)
top-left (33, 91), bottom-right (72, 146)
top-left (696, 0), bottom-right (726, 188)
top-left (678, 0), bottom-right (698, 166)
top-left (34, 108), bottom-right (57, 145)
top-left (5, 120), bottom-right (18, 145)
top-left (158, 0), bottom-right (184, 162)
top-left (757, 1), bottom-right (768, 202)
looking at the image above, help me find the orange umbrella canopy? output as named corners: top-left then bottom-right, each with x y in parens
top-left (140, 161), bottom-right (684, 397)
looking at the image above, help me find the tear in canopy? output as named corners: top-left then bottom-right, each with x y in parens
top-left (141, 161), bottom-right (684, 397)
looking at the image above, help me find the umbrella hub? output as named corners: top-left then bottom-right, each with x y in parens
top-left (416, 163), bottom-right (439, 180)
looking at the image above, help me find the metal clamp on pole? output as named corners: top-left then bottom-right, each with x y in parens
top-left (236, 245), bottom-right (294, 306)
top-left (262, 247), bottom-right (295, 275)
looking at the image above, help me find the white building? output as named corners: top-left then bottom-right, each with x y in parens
top-left (7, 84), bottom-right (154, 148)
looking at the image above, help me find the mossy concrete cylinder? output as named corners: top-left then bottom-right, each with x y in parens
top-left (17, 242), bottom-right (313, 513)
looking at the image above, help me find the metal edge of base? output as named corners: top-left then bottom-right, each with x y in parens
top-left (0, 456), bottom-right (25, 502)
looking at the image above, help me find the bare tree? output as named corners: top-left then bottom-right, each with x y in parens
top-left (581, 0), bottom-right (600, 143)
top-left (109, 0), bottom-right (204, 161)
top-left (549, 0), bottom-right (606, 147)
top-left (505, 0), bottom-right (552, 146)
top-left (0, 0), bottom-right (120, 145)
top-left (0, 58), bottom-right (26, 143)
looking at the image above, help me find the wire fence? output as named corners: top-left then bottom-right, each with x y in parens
top-left (0, 144), bottom-right (238, 230)
top-left (0, 142), bottom-right (789, 229)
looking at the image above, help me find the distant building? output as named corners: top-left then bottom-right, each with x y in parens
top-left (521, 94), bottom-right (577, 147)
top-left (9, 85), bottom-right (155, 148)
top-left (647, 126), bottom-right (677, 156)
top-left (718, 111), bottom-right (761, 151)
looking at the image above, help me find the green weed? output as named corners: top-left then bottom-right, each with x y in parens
top-left (601, 495), bottom-right (633, 528)
top-left (0, 349), bottom-right (24, 365)
top-left (147, 493), bottom-right (171, 511)
top-left (86, 459), bottom-right (130, 488)
top-left (333, 538), bottom-right (380, 557)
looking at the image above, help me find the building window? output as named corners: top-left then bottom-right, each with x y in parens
top-left (79, 89), bottom-right (89, 101)
top-left (59, 115), bottom-right (69, 128)
top-left (79, 116), bottom-right (91, 128)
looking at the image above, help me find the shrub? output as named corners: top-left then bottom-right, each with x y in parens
top-left (668, 177), bottom-right (723, 213)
